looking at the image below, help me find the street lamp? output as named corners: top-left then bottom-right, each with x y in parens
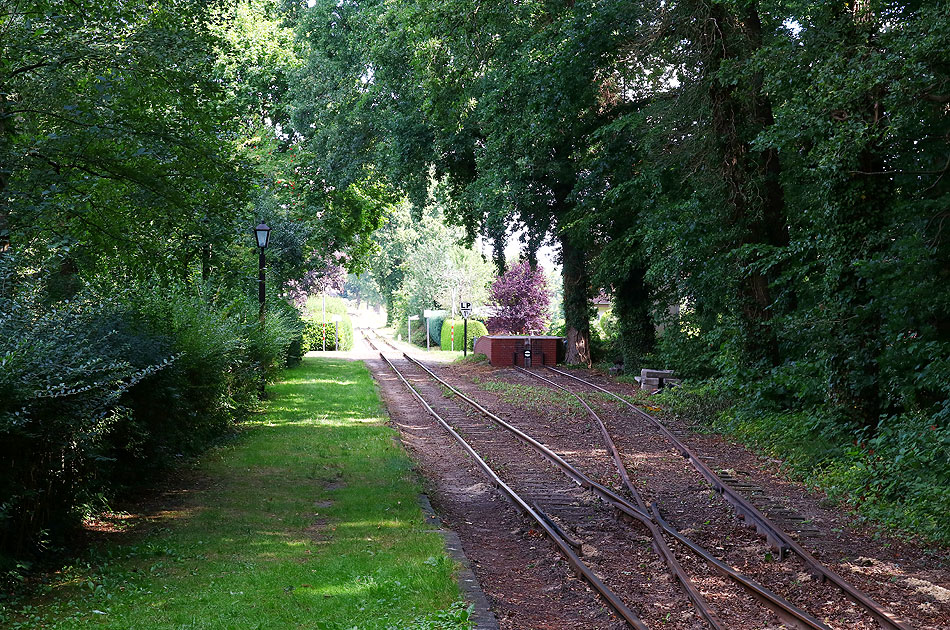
top-left (255, 222), bottom-right (271, 398)
top-left (255, 222), bottom-right (271, 323)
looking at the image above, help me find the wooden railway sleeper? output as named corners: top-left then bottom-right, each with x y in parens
top-left (543, 366), bottom-right (914, 630)
top-left (406, 355), bottom-right (835, 630)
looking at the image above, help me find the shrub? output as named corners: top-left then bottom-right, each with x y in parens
top-left (427, 315), bottom-right (445, 346)
top-left (0, 294), bottom-right (166, 566)
top-left (301, 295), bottom-right (354, 351)
top-left (105, 284), bottom-right (299, 479)
top-left (273, 298), bottom-right (305, 367)
top-left (486, 262), bottom-right (550, 334)
top-left (112, 287), bottom-right (246, 473)
top-left (658, 382), bottom-right (950, 543)
top-left (440, 319), bottom-right (487, 351)
top-left (0, 280), bottom-right (300, 573)
top-left (302, 314), bottom-right (354, 351)
top-left (395, 315), bottom-right (430, 347)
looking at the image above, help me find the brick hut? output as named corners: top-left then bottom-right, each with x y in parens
top-left (473, 335), bottom-right (564, 367)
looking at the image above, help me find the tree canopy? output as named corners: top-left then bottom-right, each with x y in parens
top-left (282, 0), bottom-right (950, 538)
top-left (2, 0), bottom-right (948, 560)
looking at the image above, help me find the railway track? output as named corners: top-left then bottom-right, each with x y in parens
top-left (362, 332), bottom-right (870, 629)
top-left (515, 365), bottom-right (912, 630)
top-left (363, 327), bottom-right (400, 352)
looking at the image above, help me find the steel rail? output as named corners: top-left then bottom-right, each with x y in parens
top-left (369, 329), bottom-right (400, 351)
top-left (405, 355), bottom-right (830, 630)
top-left (515, 367), bottom-right (725, 630)
top-left (377, 352), bottom-right (649, 630)
top-left (361, 330), bottom-right (381, 352)
top-left (543, 366), bottom-right (913, 630)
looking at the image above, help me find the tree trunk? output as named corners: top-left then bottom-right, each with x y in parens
top-left (706, 1), bottom-right (788, 367)
top-left (614, 264), bottom-right (654, 371)
top-left (560, 231), bottom-right (591, 366)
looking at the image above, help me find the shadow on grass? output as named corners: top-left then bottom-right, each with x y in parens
top-left (1, 357), bottom-right (467, 630)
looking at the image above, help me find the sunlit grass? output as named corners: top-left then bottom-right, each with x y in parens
top-left (1, 357), bottom-right (471, 630)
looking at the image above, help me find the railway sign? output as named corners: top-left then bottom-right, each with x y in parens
top-left (408, 314), bottom-right (420, 343)
top-left (459, 301), bottom-right (472, 318)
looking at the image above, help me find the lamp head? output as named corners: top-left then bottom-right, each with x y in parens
top-left (254, 222), bottom-right (271, 248)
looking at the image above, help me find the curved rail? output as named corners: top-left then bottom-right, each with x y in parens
top-left (363, 330), bottom-right (396, 355)
top-left (377, 351), bottom-right (649, 629)
top-left (542, 365), bottom-right (912, 630)
top-left (405, 355), bottom-right (830, 630)
top-left (514, 367), bottom-right (725, 630)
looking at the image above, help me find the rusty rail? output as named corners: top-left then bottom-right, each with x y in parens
top-left (405, 356), bottom-right (831, 630)
top-left (543, 365), bottom-right (913, 630)
top-left (515, 367), bottom-right (725, 630)
top-left (377, 352), bottom-right (649, 629)
top-left (368, 328), bottom-right (400, 351)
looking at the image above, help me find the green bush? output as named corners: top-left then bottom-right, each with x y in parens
top-left (427, 315), bottom-right (445, 345)
top-left (273, 298), bottom-right (305, 367)
top-left (657, 383), bottom-right (950, 543)
top-left (440, 319), bottom-right (487, 352)
top-left (396, 316), bottom-right (429, 347)
top-left (302, 314), bottom-right (354, 351)
top-left (0, 280), bottom-right (301, 573)
top-left (0, 294), bottom-right (163, 566)
top-left (301, 296), bottom-right (353, 351)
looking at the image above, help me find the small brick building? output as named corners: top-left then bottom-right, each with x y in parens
top-left (473, 335), bottom-right (563, 367)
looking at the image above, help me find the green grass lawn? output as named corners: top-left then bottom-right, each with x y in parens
top-left (2, 358), bottom-right (471, 630)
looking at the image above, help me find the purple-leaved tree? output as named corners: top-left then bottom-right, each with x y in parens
top-left (284, 259), bottom-right (346, 310)
top-left (486, 262), bottom-right (551, 334)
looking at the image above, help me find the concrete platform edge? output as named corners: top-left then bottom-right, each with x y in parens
top-left (418, 493), bottom-right (500, 630)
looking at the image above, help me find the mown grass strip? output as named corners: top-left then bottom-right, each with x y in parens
top-left (1, 357), bottom-right (472, 630)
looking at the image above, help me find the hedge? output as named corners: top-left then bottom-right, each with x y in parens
top-left (0, 283), bottom-right (300, 570)
top-left (440, 319), bottom-right (488, 351)
top-left (426, 315), bottom-right (445, 345)
top-left (302, 313), bottom-right (354, 351)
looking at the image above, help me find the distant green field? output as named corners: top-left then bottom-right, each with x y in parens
top-left (2, 357), bottom-right (472, 630)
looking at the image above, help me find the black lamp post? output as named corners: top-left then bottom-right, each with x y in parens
top-left (255, 222), bottom-right (271, 398)
top-left (255, 222), bottom-right (271, 323)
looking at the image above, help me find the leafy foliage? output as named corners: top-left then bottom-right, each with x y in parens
top-left (301, 296), bottom-right (354, 352)
top-left (0, 278), bottom-right (300, 570)
top-left (365, 200), bottom-right (494, 329)
top-left (440, 319), bottom-right (488, 352)
top-left (486, 263), bottom-right (551, 335)
top-left (0, 0), bottom-right (360, 573)
top-left (283, 0), bottom-right (950, 537)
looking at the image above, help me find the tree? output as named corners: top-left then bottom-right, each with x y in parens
top-left (486, 262), bottom-right (551, 335)
top-left (283, 261), bottom-right (346, 310)
top-left (0, 0), bottom-right (257, 288)
top-left (342, 273), bottom-right (383, 310)
top-left (365, 197), bottom-right (494, 326)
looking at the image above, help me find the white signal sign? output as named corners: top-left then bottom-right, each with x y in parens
top-left (459, 301), bottom-right (472, 318)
